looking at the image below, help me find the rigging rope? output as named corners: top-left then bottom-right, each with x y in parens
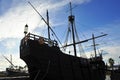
top-left (28, 1), bottom-right (63, 48)
top-left (63, 17), bottom-right (86, 57)
top-left (64, 23), bottom-right (71, 51)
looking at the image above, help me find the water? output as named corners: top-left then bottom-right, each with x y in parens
top-left (0, 75), bottom-right (111, 80)
top-left (0, 76), bottom-right (29, 80)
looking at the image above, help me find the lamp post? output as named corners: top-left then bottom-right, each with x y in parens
top-left (24, 24), bottom-right (28, 36)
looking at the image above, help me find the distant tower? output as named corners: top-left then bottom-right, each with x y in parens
top-left (24, 24), bottom-right (28, 36)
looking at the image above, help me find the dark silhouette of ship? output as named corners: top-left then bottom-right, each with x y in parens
top-left (6, 67), bottom-right (28, 77)
top-left (20, 2), bottom-right (106, 80)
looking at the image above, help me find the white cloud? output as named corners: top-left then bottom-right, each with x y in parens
top-left (3, 39), bottom-right (16, 50)
top-left (0, 4), bottom-right (40, 39)
top-left (84, 45), bottom-right (120, 65)
top-left (102, 46), bottom-right (120, 65)
top-left (0, 0), bottom-right (92, 39)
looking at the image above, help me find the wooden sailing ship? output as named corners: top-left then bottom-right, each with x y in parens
top-left (20, 2), bottom-right (106, 80)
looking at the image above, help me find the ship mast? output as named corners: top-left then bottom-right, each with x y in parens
top-left (47, 10), bottom-right (50, 40)
top-left (28, 1), bottom-right (63, 46)
top-left (69, 2), bottom-right (77, 56)
top-left (63, 3), bottom-right (108, 57)
top-left (92, 34), bottom-right (97, 58)
top-left (3, 55), bottom-right (15, 68)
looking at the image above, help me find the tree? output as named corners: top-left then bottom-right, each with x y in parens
top-left (108, 58), bottom-right (114, 70)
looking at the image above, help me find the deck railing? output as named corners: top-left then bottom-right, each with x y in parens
top-left (21, 33), bottom-right (58, 46)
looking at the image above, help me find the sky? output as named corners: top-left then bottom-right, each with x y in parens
top-left (0, 0), bottom-right (120, 71)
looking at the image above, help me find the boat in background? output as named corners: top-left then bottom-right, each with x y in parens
top-left (3, 55), bottom-right (28, 77)
top-left (6, 67), bottom-right (28, 77)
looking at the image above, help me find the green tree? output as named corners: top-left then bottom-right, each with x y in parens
top-left (108, 58), bottom-right (114, 70)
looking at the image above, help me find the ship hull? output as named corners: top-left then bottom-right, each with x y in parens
top-left (6, 68), bottom-right (28, 77)
top-left (20, 39), bottom-right (105, 80)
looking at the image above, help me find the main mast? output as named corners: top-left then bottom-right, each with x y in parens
top-left (69, 2), bottom-right (77, 56)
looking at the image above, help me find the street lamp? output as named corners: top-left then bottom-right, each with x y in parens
top-left (24, 24), bottom-right (28, 36)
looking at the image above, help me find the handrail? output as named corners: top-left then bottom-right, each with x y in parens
top-left (21, 33), bottom-right (58, 46)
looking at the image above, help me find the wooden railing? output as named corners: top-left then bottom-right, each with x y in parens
top-left (21, 33), bottom-right (58, 46)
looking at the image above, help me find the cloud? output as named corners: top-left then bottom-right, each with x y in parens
top-left (0, 0), bottom-right (92, 39)
top-left (84, 45), bottom-right (120, 65)
top-left (0, 38), bottom-right (19, 54)
top-left (0, 0), bottom-right (13, 15)
top-left (80, 21), bottom-right (120, 65)
top-left (0, 0), bottom-right (63, 39)
top-left (0, 3), bottom-right (41, 39)
top-left (102, 46), bottom-right (120, 65)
